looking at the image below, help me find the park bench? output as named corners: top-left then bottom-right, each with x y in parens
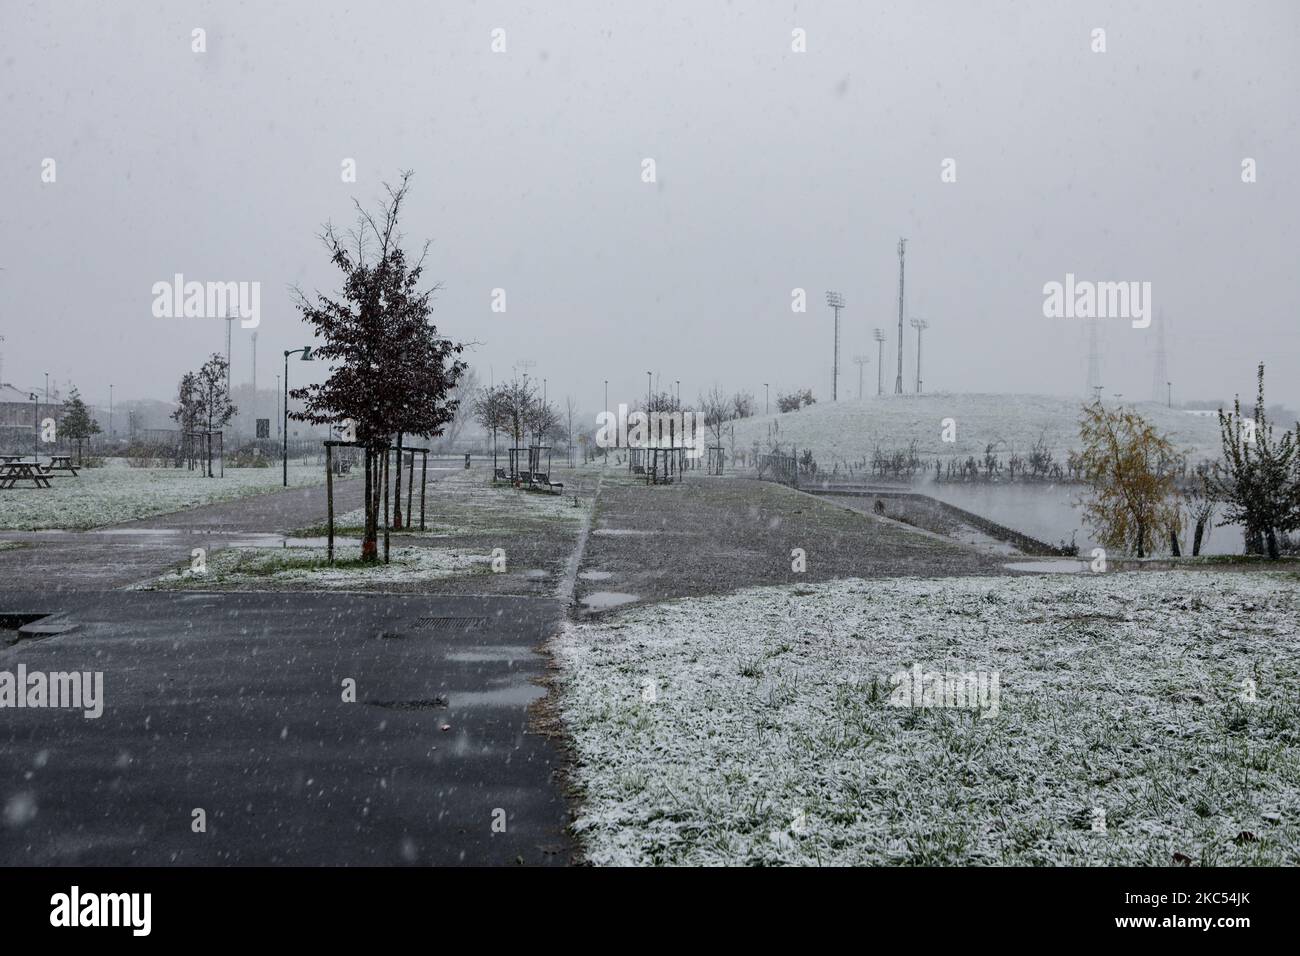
top-left (0, 461), bottom-right (52, 489)
top-left (528, 471), bottom-right (564, 494)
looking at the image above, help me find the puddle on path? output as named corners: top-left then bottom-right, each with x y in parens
top-left (1003, 559), bottom-right (1090, 574)
top-left (580, 591), bottom-right (640, 610)
top-left (445, 646), bottom-right (536, 663)
top-left (578, 570), bottom-right (613, 581)
top-left (449, 685), bottom-right (546, 707)
top-left (592, 528), bottom-right (653, 536)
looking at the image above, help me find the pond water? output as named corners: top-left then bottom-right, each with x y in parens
top-left (920, 481), bottom-right (1243, 556)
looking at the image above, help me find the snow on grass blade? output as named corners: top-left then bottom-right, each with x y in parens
top-left (553, 571), bottom-right (1300, 866)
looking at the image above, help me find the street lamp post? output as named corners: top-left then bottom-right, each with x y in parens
top-left (853, 355), bottom-right (870, 399)
top-left (605, 379), bottom-right (614, 450)
top-left (30, 392), bottom-right (39, 458)
top-left (872, 329), bottom-right (886, 396)
top-left (1167, 381), bottom-right (1172, 408)
top-left (283, 346), bottom-right (314, 486)
top-left (764, 383), bottom-right (769, 415)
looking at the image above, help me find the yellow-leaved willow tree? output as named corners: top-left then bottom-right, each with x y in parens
top-left (1077, 402), bottom-right (1184, 558)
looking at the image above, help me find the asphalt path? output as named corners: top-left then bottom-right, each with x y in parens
top-left (0, 589), bottom-right (572, 865)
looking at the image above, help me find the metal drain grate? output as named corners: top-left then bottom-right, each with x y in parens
top-left (413, 616), bottom-right (489, 630)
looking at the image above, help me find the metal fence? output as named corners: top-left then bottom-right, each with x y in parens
top-left (757, 450), bottom-right (799, 489)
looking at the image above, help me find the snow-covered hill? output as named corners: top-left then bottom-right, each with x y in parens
top-left (729, 393), bottom-right (1225, 468)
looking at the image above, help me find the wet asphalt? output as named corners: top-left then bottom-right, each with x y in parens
top-left (0, 589), bottom-right (571, 865)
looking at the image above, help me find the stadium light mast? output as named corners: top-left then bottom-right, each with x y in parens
top-left (853, 355), bottom-right (870, 400)
top-left (826, 291), bottom-right (844, 401)
top-left (895, 238), bottom-right (907, 394)
top-left (909, 317), bottom-right (929, 393)
top-left (224, 311), bottom-right (238, 395)
top-left (872, 328), bottom-right (886, 396)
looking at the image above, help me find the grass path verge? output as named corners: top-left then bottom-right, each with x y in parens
top-left (554, 570), bottom-right (1300, 865)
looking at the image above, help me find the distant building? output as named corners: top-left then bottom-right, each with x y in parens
top-left (0, 384), bottom-right (65, 455)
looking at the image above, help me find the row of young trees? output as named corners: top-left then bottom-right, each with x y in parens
top-left (1080, 364), bottom-right (1299, 559)
top-left (471, 376), bottom-right (560, 448)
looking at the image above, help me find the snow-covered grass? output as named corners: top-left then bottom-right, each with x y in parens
top-left (147, 545), bottom-right (490, 589)
top-left (554, 571), bottom-right (1300, 865)
top-left (731, 393), bottom-right (1225, 472)
top-left (0, 459), bottom-right (327, 531)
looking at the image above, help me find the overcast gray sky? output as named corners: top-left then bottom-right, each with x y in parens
top-left (3, 0), bottom-right (1298, 414)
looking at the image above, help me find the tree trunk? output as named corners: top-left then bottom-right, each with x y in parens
top-left (1135, 519), bottom-right (1146, 558)
top-left (1267, 528), bottom-right (1279, 560)
top-left (382, 446), bottom-right (391, 564)
top-left (1169, 529), bottom-right (1180, 557)
top-left (361, 447), bottom-right (377, 561)
top-left (1192, 519), bottom-right (1205, 557)
top-left (392, 432), bottom-right (404, 529)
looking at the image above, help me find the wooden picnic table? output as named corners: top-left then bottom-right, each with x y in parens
top-left (46, 455), bottom-right (80, 476)
top-left (0, 461), bottom-right (53, 489)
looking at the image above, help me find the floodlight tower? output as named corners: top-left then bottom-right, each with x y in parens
top-left (853, 355), bottom-right (870, 400)
top-left (872, 328), bottom-right (886, 396)
top-left (826, 291), bottom-right (844, 401)
top-left (224, 311), bottom-right (238, 394)
top-left (895, 238), bottom-right (907, 394)
top-left (909, 317), bottom-right (929, 393)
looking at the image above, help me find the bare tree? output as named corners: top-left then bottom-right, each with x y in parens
top-left (193, 354), bottom-right (237, 477)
